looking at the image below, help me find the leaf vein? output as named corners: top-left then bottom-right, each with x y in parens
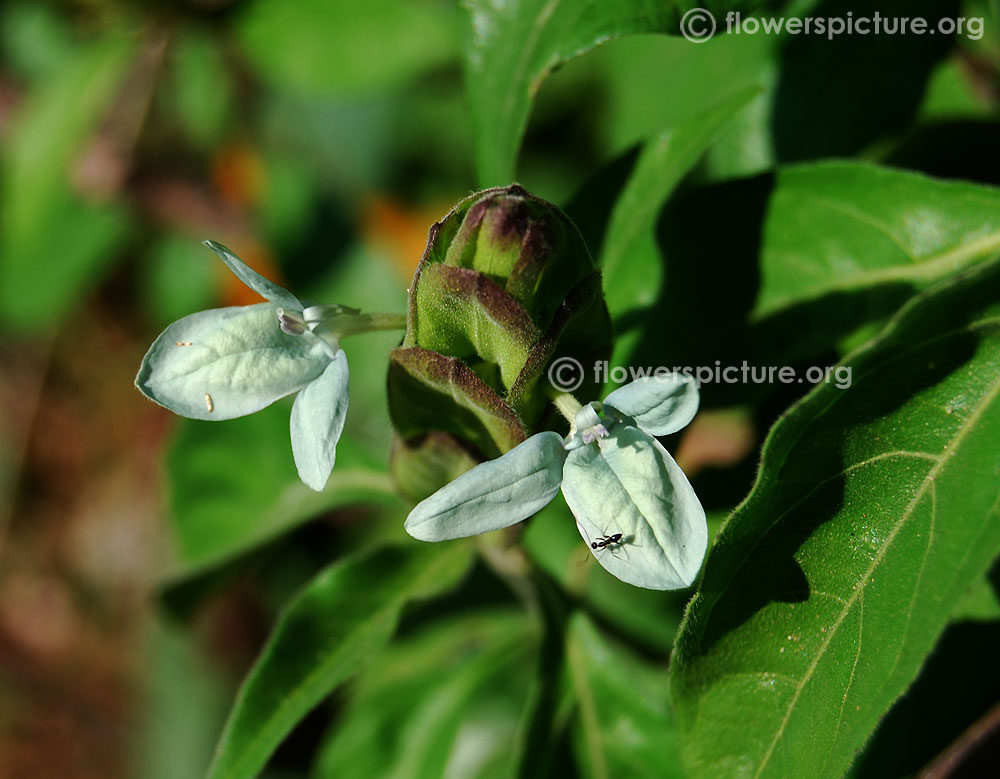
top-left (753, 372), bottom-right (1000, 777)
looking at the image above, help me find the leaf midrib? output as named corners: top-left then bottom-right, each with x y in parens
top-left (220, 607), bottom-right (398, 779)
top-left (752, 369), bottom-right (1000, 777)
top-left (211, 552), bottom-right (457, 779)
top-left (688, 317), bottom-right (1000, 656)
top-left (485, 0), bottom-right (563, 182)
top-left (167, 470), bottom-right (398, 580)
top-left (754, 227), bottom-right (1000, 321)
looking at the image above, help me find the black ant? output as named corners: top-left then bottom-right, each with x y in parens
top-left (590, 531), bottom-right (629, 562)
top-left (591, 533), bottom-right (623, 551)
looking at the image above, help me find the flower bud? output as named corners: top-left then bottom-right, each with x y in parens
top-left (388, 185), bottom-right (612, 499)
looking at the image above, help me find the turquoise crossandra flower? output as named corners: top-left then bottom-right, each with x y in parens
top-left (135, 241), bottom-right (354, 492)
top-left (404, 374), bottom-right (707, 590)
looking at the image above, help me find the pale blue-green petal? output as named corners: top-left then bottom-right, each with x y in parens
top-left (561, 425), bottom-right (707, 590)
top-left (603, 374), bottom-right (699, 436)
top-left (203, 240), bottom-right (302, 311)
top-left (136, 304), bottom-right (330, 421)
top-left (404, 432), bottom-right (567, 541)
top-left (289, 352), bottom-right (349, 491)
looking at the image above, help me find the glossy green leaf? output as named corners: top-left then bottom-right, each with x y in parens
top-left (289, 352), bottom-right (350, 491)
top-left (849, 619), bottom-right (1000, 779)
top-left (314, 611), bottom-right (534, 779)
top-left (567, 613), bottom-right (682, 779)
top-left (604, 373), bottom-right (699, 437)
top-left (463, 0), bottom-right (692, 185)
top-left (671, 258), bottom-right (1000, 779)
top-left (163, 404), bottom-right (399, 582)
top-left (769, 0), bottom-right (954, 163)
top-left (136, 304), bottom-right (329, 421)
top-left (207, 542), bottom-right (473, 779)
top-left (405, 431), bottom-right (567, 541)
top-left (600, 87), bottom-right (760, 351)
top-left (561, 425), bottom-right (707, 590)
top-left (577, 31), bottom-right (774, 165)
top-left (629, 162), bottom-right (1000, 378)
top-left (750, 163), bottom-right (1000, 322)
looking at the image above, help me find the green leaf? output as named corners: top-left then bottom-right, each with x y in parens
top-left (949, 564), bottom-right (1000, 623)
top-left (1, 33), bottom-right (130, 241)
top-left (671, 258), bottom-right (1000, 779)
top-left (141, 618), bottom-right (230, 779)
top-left (313, 611), bottom-right (535, 779)
top-left (0, 31), bottom-right (133, 329)
top-left (600, 87), bottom-right (759, 323)
top-left (508, 570), bottom-right (576, 779)
top-left (140, 234), bottom-right (219, 328)
top-left (769, 0), bottom-right (954, 163)
top-left (749, 163), bottom-right (1000, 321)
top-left (235, 0), bottom-right (457, 97)
top-left (207, 542), bottom-right (473, 779)
top-left (0, 2), bottom-right (77, 80)
top-left (567, 613), bottom-right (682, 779)
top-left (166, 28), bottom-right (233, 147)
top-left (580, 31), bottom-right (774, 165)
top-left (849, 619), bottom-right (1000, 779)
top-left (289, 352), bottom-right (350, 491)
top-left (561, 425), bottom-right (706, 590)
top-left (0, 196), bottom-right (130, 329)
top-left (630, 162), bottom-right (1000, 378)
top-left (462, 0), bottom-right (684, 186)
top-left (405, 431), bottom-right (567, 541)
top-left (163, 405), bottom-right (398, 582)
top-left (136, 304), bottom-right (329, 421)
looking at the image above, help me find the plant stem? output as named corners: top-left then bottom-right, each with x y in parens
top-left (367, 313), bottom-right (408, 331)
top-left (339, 313), bottom-right (407, 337)
top-left (548, 388), bottom-right (583, 427)
top-left (315, 312), bottom-right (407, 343)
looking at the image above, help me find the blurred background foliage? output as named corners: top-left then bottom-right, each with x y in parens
top-left (0, 0), bottom-right (997, 777)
